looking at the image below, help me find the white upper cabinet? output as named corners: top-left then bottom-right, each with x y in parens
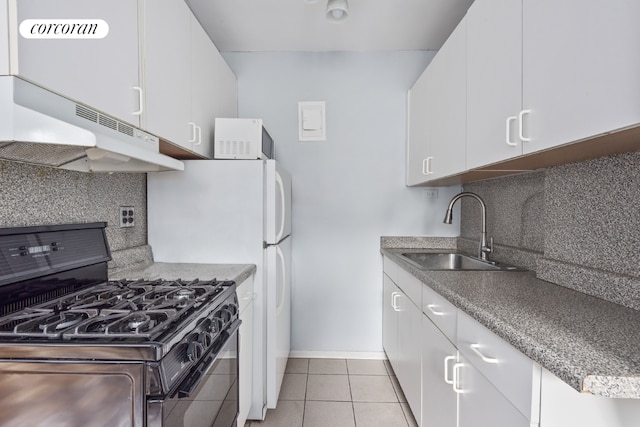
top-left (0, 0), bottom-right (9, 75)
top-left (190, 20), bottom-right (237, 158)
top-left (406, 16), bottom-right (467, 186)
top-left (143, 0), bottom-right (237, 157)
top-left (406, 70), bottom-right (431, 186)
top-left (466, 0), bottom-right (522, 169)
top-left (426, 17), bottom-right (467, 181)
top-left (142, 0), bottom-right (192, 150)
top-left (522, 0), bottom-right (640, 154)
top-left (7, 0), bottom-right (142, 126)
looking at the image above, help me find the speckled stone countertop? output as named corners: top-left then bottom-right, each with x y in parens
top-left (110, 262), bottom-right (256, 286)
top-left (381, 247), bottom-right (640, 399)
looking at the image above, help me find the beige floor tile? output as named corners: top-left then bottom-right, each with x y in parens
top-left (347, 359), bottom-right (388, 375)
top-left (390, 375), bottom-right (407, 403)
top-left (353, 402), bottom-right (409, 427)
top-left (279, 373), bottom-right (308, 400)
top-left (308, 358), bottom-right (348, 374)
top-left (401, 402), bottom-right (419, 427)
top-left (349, 375), bottom-right (398, 402)
top-left (250, 400), bottom-right (304, 427)
top-left (286, 358), bottom-right (309, 374)
top-left (306, 374), bottom-right (351, 401)
top-left (303, 401), bottom-right (355, 427)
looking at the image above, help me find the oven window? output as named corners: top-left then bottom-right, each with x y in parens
top-left (165, 330), bottom-right (239, 427)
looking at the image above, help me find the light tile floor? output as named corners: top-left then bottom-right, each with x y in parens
top-left (246, 358), bottom-right (418, 427)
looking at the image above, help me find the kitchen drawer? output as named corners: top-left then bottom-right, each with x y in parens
top-left (383, 256), bottom-right (400, 284)
top-left (422, 283), bottom-right (457, 342)
top-left (397, 266), bottom-right (422, 308)
top-left (457, 310), bottom-right (540, 421)
top-left (236, 276), bottom-right (255, 314)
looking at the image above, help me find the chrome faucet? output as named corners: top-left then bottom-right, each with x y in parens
top-left (443, 192), bottom-right (493, 262)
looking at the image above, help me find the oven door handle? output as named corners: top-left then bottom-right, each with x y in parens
top-left (175, 319), bottom-right (241, 399)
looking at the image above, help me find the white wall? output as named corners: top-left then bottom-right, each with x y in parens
top-left (223, 51), bottom-right (461, 353)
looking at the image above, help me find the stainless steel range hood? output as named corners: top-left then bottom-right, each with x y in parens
top-left (0, 76), bottom-right (184, 172)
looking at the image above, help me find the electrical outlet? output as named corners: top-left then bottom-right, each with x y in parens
top-left (423, 189), bottom-right (439, 200)
top-left (119, 206), bottom-right (135, 228)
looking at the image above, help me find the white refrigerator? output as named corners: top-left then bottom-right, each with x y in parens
top-left (147, 159), bottom-right (292, 420)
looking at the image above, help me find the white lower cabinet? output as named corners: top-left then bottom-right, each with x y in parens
top-left (421, 310), bottom-right (530, 427)
top-left (237, 275), bottom-right (255, 427)
top-left (458, 354), bottom-right (531, 427)
top-left (397, 288), bottom-right (423, 423)
top-left (383, 270), bottom-right (422, 425)
top-left (421, 316), bottom-right (457, 427)
top-left (385, 259), bottom-right (640, 427)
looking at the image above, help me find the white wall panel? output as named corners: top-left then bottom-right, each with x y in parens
top-left (223, 51), bottom-right (462, 352)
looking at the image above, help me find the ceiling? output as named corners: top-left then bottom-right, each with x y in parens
top-left (185, 0), bottom-right (474, 52)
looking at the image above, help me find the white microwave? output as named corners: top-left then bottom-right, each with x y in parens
top-left (213, 118), bottom-right (274, 160)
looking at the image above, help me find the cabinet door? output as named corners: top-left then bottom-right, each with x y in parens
top-left (422, 315), bottom-right (458, 427)
top-left (522, 0), bottom-right (640, 153)
top-left (397, 292), bottom-right (423, 425)
top-left (14, 0), bottom-right (140, 125)
top-left (143, 0), bottom-right (192, 148)
top-left (466, 0), bottom-right (523, 169)
top-left (238, 300), bottom-right (254, 427)
top-left (0, 0), bottom-right (8, 75)
top-left (425, 15), bottom-right (467, 180)
top-left (209, 43), bottom-right (238, 124)
top-left (382, 275), bottom-right (400, 372)
top-left (406, 69), bottom-right (431, 186)
top-left (190, 17), bottom-right (216, 158)
top-left (458, 355), bottom-right (530, 427)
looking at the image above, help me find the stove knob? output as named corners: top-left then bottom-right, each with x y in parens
top-left (198, 331), bottom-right (212, 349)
top-left (187, 341), bottom-right (204, 362)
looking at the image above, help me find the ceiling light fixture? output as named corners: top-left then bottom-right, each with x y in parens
top-left (326, 0), bottom-right (349, 23)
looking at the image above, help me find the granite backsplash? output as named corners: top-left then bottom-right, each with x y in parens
top-left (460, 150), bottom-right (640, 310)
top-left (0, 160), bottom-right (149, 270)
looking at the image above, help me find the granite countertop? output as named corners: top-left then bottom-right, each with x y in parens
top-left (381, 247), bottom-right (640, 399)
top-left (110, 262), bottom-right (256, 286)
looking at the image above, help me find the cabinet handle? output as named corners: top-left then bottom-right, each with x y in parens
top-left (422, 157), bottom-right (433, 175)
top-left (452, 362), bottom-right (464, 394)
top-left (444, 355), bottom-right (455, 385)
top-left (188, 122), bottom-right (197, 143)
top-left (391, 292), bottom-right (401, 312)
top-left (519, 109), bottom-right (532, 142)
top-left (426, 304), bottom-right (445, 316)
top-left (132, 86), bottom-right (143, 116)
top-left (194, 125), bottom-right (202, 146)
top-left (505, 115), bottom-right (518, 146)
top-left (470, 343), bottom-right (499, 364)
top-left (240, 291), bottom-right (254, 302)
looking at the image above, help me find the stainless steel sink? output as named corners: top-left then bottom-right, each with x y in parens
top-left (398, 252), bottom-right (523, 271)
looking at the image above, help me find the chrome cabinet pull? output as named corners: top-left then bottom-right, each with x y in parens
top-left (132, 86), bottom-right (143, 116)
top-left (422, 157), bottom-right (433, 175)
top-left (519, 109), bottom-right (532, 142)
top-left (444, 355), bottom-right (455, 385)
top-left (426, 304), bottom-right (445, 316)
top-left (505, 115), bottom-right (518, 146)
top-left (452, 362), bottom-right (463, 394)
top-left (470, 343), bottom-right (499, 364)
top-left (391, 292), bottom-right (401, 311)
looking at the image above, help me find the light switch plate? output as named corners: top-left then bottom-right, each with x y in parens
top-left (298, 101), bottom-right (326, 141)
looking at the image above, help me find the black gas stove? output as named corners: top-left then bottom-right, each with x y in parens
top-left (0, 223), bottom-right (240, 427)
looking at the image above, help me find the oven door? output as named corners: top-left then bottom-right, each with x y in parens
top-left (148, 320), bottom-right (240, 427)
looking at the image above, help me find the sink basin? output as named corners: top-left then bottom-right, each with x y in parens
top-left (398, 252), bottom-right (523, 271)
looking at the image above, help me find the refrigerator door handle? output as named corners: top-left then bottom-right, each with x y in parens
top-left (275, 245), bottom-right (286, 315)
top-left (275, 171), bottom-right (286, 243)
